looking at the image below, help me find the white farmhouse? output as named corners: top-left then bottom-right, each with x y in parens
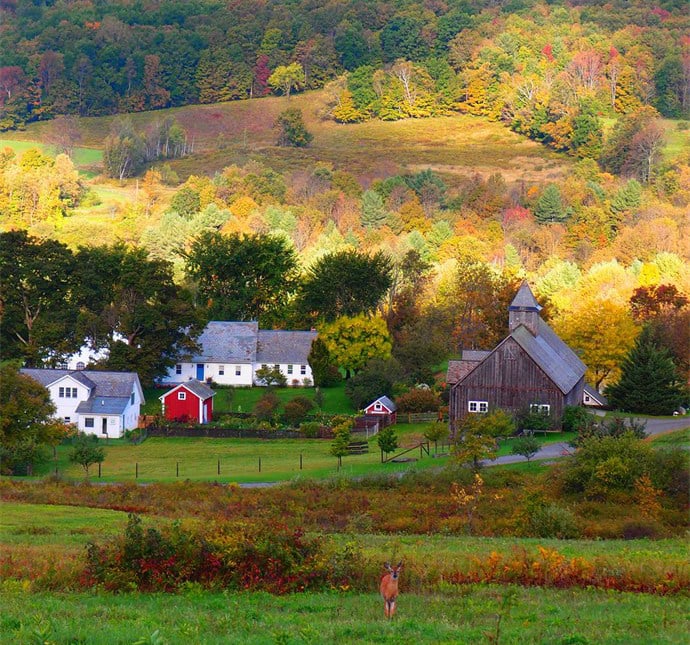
top-left (21, 369), bottom-right (144, 437)
top-left (158, 321), bottom-right (317, 387)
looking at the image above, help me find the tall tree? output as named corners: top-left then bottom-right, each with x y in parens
top-left (185, 231), bottom-right (299, 326)
top-left (319, 315), bottom-right (392, 379)
top-left (0, 231), bottom-right (79, 365)
top-left (605, 327), bottom-right (688, 415)
top-left (268, 62), bottom-right (305, 98)
top-left (73, 245), bottom-right (201, 385)
top-left (297, 249), bottom-right (393, 324)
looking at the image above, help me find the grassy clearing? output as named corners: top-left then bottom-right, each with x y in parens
top-left (651, 428), bottom-right (690, 446)
top-left (0, 585), bottom-right (688, 644)
top-left (31, 424), bottom-right (571, 483)
top-left (0, 137), bottom-right (102, 169)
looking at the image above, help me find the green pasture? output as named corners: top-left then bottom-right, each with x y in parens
top-left (33, 424), bottom-right (573, 483)
top-left (1, 585), bottom-right (688, 644)
top-left (0, 137), bottom-right (102, 169)
top-left (142, 383), bottom-right (354, 416)
top-left (0, 502), bottom-right (128, 547)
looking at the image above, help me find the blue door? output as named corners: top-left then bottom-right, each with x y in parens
top-left (196, 364), bottom-right (204, 380)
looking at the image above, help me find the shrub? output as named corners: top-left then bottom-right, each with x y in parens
top-left (253, 391), bottom-right (280, 422)
top-left (561, 405), bottom-right (593, 433)
top-left (395, 388), bottom-right (442, 413)
top-left (283, 396), bottom-right (315, 426)
top-left (84, 514), bottom-right (367, 594)
top-left (299, 421), bottom-right (322, 438)
top-left (524, 500), bottom-right (580, 539)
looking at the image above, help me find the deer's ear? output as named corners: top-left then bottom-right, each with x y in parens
top-left (397, 561), bottom-right (403, 569)
top-left (384, 562), bottom-right (391, 570)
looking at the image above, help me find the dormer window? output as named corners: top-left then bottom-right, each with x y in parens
top-left (76, 362), bottom-right (85, 370)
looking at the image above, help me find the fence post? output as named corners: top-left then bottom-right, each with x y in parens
top-left (259, 457), bottom-right (261, 472)
top-left (135, 462), bottom-right (138, 479)
top-left (176, 462), bottom-right (179, 477)
top-left (217, 459), bottom-right (220, 475)
top-left (300, 453), bottom-right (303, 470)
top-left (98, 462), bottom-right (101, 478)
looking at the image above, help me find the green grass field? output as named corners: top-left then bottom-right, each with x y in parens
top-left (1, 502), bottom-right (688, 643)
top-left (32, 423), bottom-right (572, 483)
top-left (1, 584), bottom-right (688, 644)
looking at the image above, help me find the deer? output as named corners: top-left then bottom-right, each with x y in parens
top-left (380, 561), bottom-right (403, 619)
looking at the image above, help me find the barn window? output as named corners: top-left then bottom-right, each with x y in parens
top-left (530, 403), bottom-right (550, 415)
top-left (218, 365), bottom-right (225, 375)
top-left (468, 401), bottom-right (488, 413)
top-left (178, 392), bottom-right (186, 400)
top-left (175, 364), bottom-right (182, 375)
top-left (374, 402), bottom-right (382, 410)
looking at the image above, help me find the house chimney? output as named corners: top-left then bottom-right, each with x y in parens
top-left (508, 282), bottom-right (541, 336)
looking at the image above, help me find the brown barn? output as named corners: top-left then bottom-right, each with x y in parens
top-left (447, 282), bottom-right (586, 435)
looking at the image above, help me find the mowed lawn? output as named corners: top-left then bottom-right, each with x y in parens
top-left (37, 426), bottom-right (445, 483)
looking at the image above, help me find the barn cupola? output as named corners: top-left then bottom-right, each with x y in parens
top-left (508, 282), bottom-right (542, 336)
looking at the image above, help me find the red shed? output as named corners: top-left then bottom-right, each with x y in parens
top-left (159, 379), bottom-right (215, 423)
top-left (363, 396), bottom-right (397, 424)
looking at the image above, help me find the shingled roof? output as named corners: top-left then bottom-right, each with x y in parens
top-left (21, 368), bottom-right (144, 415)
top-left (189, 321), bottom-right (259, 363)
top-left (256, 330), bottom-right (317, 364)
top-left (160, 379), bottom-right (216, 401)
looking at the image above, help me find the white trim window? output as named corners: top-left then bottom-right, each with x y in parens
top-left (468, 400), bottom-right (488, 413)
top-left (235, 365), bottom-right (242, 376)
top-left (218, 365), bottom-right (225, 375)
top-left (300, 365), bottom-right (307, 375)
top-left (84, 418), bottom-right (94, 428)
top-left (530, 403), bottom-right (551, 415)
top-left (178, 391), bottom-right (187, 400)
top-left (175, 364), bottom-right (182, 375)
top-left (287, 364), bottom-right (293, 375)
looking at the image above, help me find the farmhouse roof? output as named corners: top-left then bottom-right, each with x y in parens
top-left (256, 330), bottom-right (317, 364)
top-left (189, 321), bottom-right (259, 363)
top-left (76, 396), bottom-right (132, 415)
top-left (21, 368), bottom-right (143, 398)
top-left (160, 379), bottom-right (216, 401)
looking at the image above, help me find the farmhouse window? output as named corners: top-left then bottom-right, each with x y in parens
top-left (130, 392), bottom-right (135, 404)
top-left (57, 362), bottom-right (68, 369)
top-left (287, 364), bottom-right (293, 374)
top-left (468, 400), bottom-right (488, 413)
top-left (274, 364), bottom-right (280, 370)
top-left (76, 362), bottom-right (85, 370)
top-left (300, 365), bottom-right (307, 375)
top-left (175, 364), bottom-right (182, 375)
top-left (64, 417), bottom-right (71, 423)
top-left (84, 418), bottom-right (94, 428)
top-left (178, 392), bottom-right (186, 400)
top-left (530, 403), bottom-right (551, 415)
top-left (219, 365), bottom-right (225, 375)
top-left (59, 387), bottom-right (64, 397)
top-left (235, 366), bottom-right (241, 376)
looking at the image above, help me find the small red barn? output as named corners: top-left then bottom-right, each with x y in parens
top-left (363, 396), bottom-right (397, 424)
top-left (160, 379), bottom-right (215, 423)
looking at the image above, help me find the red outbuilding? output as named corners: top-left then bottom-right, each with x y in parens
top-left (159, 379), bottom-right (215, 423)
top-left (363, 396), bottom-right (398, 424)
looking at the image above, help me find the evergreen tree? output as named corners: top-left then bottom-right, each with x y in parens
top-left (360, 190), bottom-right (388, 229)
top-left (605, 327), bottom-right (688, 415)
top-left (534, 184), bottom-right (569, 223)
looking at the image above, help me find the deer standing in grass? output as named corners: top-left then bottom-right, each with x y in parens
top-left (380, 561), bottom-right (403, 619)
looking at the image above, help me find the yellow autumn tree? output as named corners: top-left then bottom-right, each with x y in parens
top-left (552, 297), bottom-right (639, 390)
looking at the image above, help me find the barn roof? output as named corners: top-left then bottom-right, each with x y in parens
top-left (510, 320), bottom-right (586, 394)
top-left (509, 281), bottom-right (542, 311)
top-left (367, 395), bottom-right (397, 412)
top-left (188, 321), bottom-right (259, 363)
top-left (447, 351), bottom-right (491, 384)
top-left (256, 330), bottom-right (317, 364)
